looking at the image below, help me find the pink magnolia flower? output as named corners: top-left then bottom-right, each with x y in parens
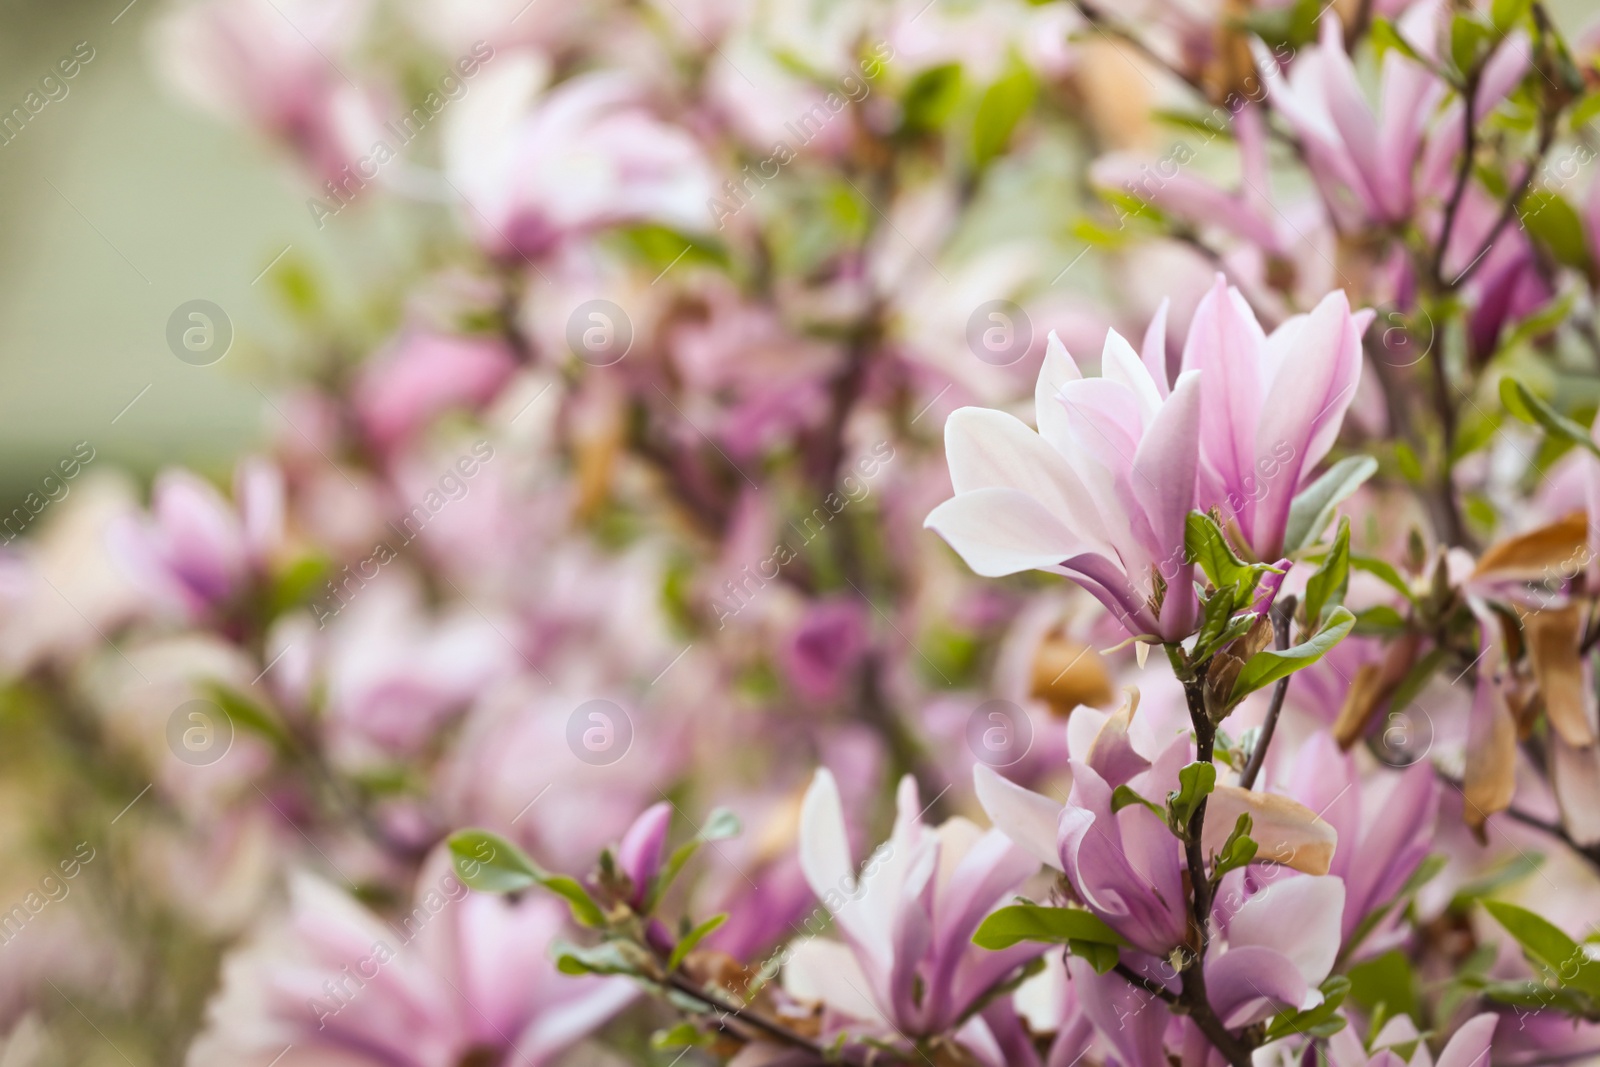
top-left (354, 332), bottom-right (516, 453)
top-left (1252, 9), bottom-right (1445, 229)
top-left (110, 460), bottom-right (284, 619)
top-left (445, 56), bottom-right (716, 260)
top-left (1325, 1011), bottom-right (1497, 1067)
top-left (784, 769), bottom-right (1044, 1042)
top-left (1281, 732), bottom-right (1440, 951)
top-left (1181, 276), bottom-right (1371, 559)
top-left (154, 0), bottom-right (376, 185)
top-left (924, 326), bottom-right (1205, 641)
top-left (975, 693), bottom-right (1344, 1023)
top-left (186, 855), bottom-right (634, 1067)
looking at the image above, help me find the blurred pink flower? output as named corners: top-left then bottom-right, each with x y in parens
top-left (781, 598), bottom-right (869, 701)
top-left (446, 56), bottom-right (716, 259)
top-left (355, 332), bottom-right (516, 452)
top-left (110, 459), bottom-right (284, 619)
top-left (155, 0), bottom-right (378, 185)
top-left (187, 856), bottom-right (634, 1067)
top-left (1253, 10), bottom-right (1445, 228)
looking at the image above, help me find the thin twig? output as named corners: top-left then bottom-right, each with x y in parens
top-left (1239, 594), bottom-right (1296, 790)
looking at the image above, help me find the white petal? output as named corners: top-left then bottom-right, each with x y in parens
top-left (925, 488), bottom-right (1080, 577)
top-left (973, 764), bottom-right (1065, 871)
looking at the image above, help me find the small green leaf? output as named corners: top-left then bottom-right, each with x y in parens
top-left (668, 913), bottom-right (728, 971)
top-left (200, 682), bottom-right (292, 752)
top-left (972, 904), bottom-right (1127, 951)
top-left (1111, 784), bottom-right (1163, 817)
top-left (971, 61), bottom-right (1036, 168)
top-left (1069, 939), bottom-right (1121, 974)
top-left (1211, 813), bottom-right (1258, 880)
top-left (1490, 0), bottom-right (1530, 31)
top-left (1519, 192), bottom-right (1590, 271)
top-left (1283, 456), bottom-right (1377, 553)
top-left (448, 829), bottom-right (606, 926)
top-left (1302, 517), bottom-right (1351, 629)
top-left (1229, 607), bottom-right (1356, 703)
top-left (1484, 901), bottom-right (1600, 997)
top-left (1370, 18), bottom-right (1429, 67)
top-left (1501, 377), bottom-right (1600, 457)
top-left (553, 939), bottom-right (647, 976)
top-left (1167, 761), bottom-right (1217, 834)
top-left (1263, 975), bottom-right (1352, 1041)
top-left (901, 63), bottom-right (964, 133)
top-left (652, 1022), bottom-right (711, 1049)
top-left (450, 829), bottom-right (540, 893)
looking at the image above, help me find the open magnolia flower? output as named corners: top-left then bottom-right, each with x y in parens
top-left (975, 691), bottom-right (1344, 1023)
top-left (785, 769), bottom-right (1044, 1045)
top-left (926, 275), bottom-right (1369, 640)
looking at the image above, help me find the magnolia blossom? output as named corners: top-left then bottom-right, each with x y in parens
top-left (975, 693), bottom-right (1344, 1023)
top-left (354, 332), bottom-right (517, 453)
top-left (925, 276), bottom-right (1367, 637)
top-left (110, 460), bottom-right (284, 619)
top-left (924, 325), bottom-right (1204, 640)
top-left (1253, 9), bottom-right (1445, 228)
top-left (1326, 1011), bottom-right (1497, 1067)
top-left (1282, 732), bottom-right (1440, 950)
top-left (1182, 276), bottom-right (1371, 559)
top-left (187, 858), bottom-right (634, 1067)
top-left (785, 769), bottom-right (1044, 1043)
top-left (155, 0), bottom-right (377, 184)
top-left (444, 56), bottom-right (717, 260)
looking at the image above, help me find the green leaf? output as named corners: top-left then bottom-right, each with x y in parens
top-left (1192, 586), bottom-right (1242, 659)
top-left (901, 63), bottom-right (964, 133)
top-left (642, 807), bottom-right (739, 913)
top-left (1283, 456), bottom-right (1378, 553)
top-left (1501, 377), bottom-right (1600, 457)
top-left (972, 904), bottom-right (1127, 951)
top-left (668, 913), bottom-right (728, 972)
top-left (1519, 192), bottom-right (1591, 271)
top-left (1490, 0), bottom-right (1530, 32)
top-left (1229, 607), bottom-right (1356, 703)
top-left (1349, 554), bottom-right (1414, 602)
top-left (1069, 939), bottom-right (1121, 974)
top-left (1349, 950), bottom-right (1420, 1024)
top-left (1370, 18), bottom-right (1429, 67)
top-left (553, 939), bottom-right (647, 976)
top-left (200, 682), bottom-right (292, 752)
top-left (1352, 604), bottom-right (1408, 636)
top-left (971, 61), bottom-right (1036, 168)
top-left (1111, 784), bottom-right (1164, 817)
top-left (1484, 900), bottom-right (1600, 997)
top-left (1185, 512), bottom-right (1279, 604)
top-left (1212, 813), bottom-right (1258, 880)
top-left (1167, 761), bottom-right (1217, 834)
top-left (1303, 517), bottom-right (1351, 629)
top-left (1263, 975), bottom-right (1352, 1041)
top-left (448, 829), bottom-right (606, 926)
top-left (450, 829), bottom-right (540, 893)
top-left (1449, 15), bottom-right (1493, 76)
top-left (1449, 853), bottom-right (1543, 910)
top-left (652, 1022), bottom-right (712, 1050)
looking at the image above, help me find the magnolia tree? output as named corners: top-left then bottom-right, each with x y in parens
top-left (7, 0), bottom-right (1600, 1064)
